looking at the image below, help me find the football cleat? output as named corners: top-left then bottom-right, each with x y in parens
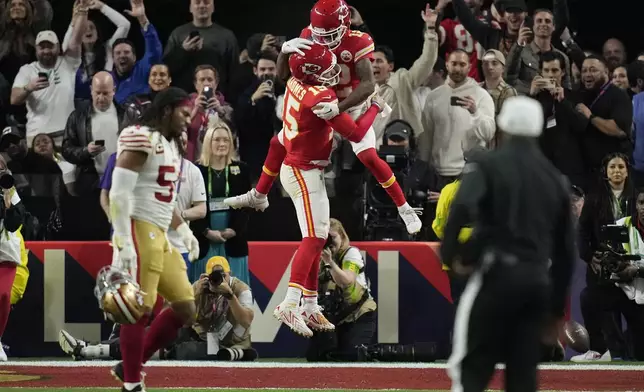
top-left (570, 350), bottom-right (612, 362)
top-left (399, 207), bottom-right (422, 234)
top-left (58, 330), bottom-right (87, 360)
top-left (301, 305), bottom-right (335, 332)
top-left (111, 362), bottom-right (146, 385)
top-left (273, 302), bottom-right (313, 338)
top-left (121, 385), bottom-right (145, 392)
top-left (224, 189), bottom-right (269, 212)
top-left (0, 342), bottom-right (7, 362)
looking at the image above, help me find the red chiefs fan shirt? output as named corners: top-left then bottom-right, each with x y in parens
top-left (440, 19), bottom-right (485, 81)
top-left (301, 26), bottom-right (375, 101)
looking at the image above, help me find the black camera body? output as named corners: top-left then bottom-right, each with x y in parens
top-left (208, 269), bottom-right (224, 287)
top-left (597, 225), bottom-right (641, 282)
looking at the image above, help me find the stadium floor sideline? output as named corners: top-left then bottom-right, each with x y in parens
top-left (0, 360), bottom-right (643, 391)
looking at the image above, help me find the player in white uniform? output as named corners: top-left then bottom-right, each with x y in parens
top-left (107, 87), bottom-right (200, 392)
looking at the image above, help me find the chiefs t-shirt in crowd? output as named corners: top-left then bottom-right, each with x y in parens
top-left (440, 18), bottom-right (484, 81)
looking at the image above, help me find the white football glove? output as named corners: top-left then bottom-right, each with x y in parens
top-left (313, 101), bottom-right (340, 120)
top-left (281, 38), bottom-right (314, 55)
top-left (113, 236), bottom-right (137, 277)
top-left (177, 222), bottom-right (200, 262)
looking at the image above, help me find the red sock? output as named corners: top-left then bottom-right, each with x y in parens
top-left (289, 237), bottom-right (325, 288)
top-left (256, 135), bottom-right (286, 195)
top-left (119, 314), bottom-right (149, 383)
top-left (304, 253), bottom-right (322, 292)
top-left (142, 308), bottom-right (185, 362)
top-left (0, 264), bottom-right (16, 337)
top-left (357, 148), bottom-right (407, 207)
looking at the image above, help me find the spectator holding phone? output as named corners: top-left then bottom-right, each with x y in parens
top-left (420, 50), bottom-right (495, 189)
top-left (62, 71), bottom-right (123, 197)
top-left (530, 51), bottom-right (588, 190)
top-left (504, 9), bottom-right (571, 95)
top-left (163, 0), bottom-right (239, 97)
top-left (186, 64), bottom-right (234, 161)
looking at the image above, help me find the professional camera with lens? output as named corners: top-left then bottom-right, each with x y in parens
top-left (208, 269), bottom-right (225, 287)
top-left (596, 224), bottom-right (641, 283)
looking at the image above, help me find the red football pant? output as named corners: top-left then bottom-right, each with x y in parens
top-left (0, 263), bottom-right (16, 338)
top-left (256, 135), bottom-right (286, 195)
top-left (356, 148), bottom-right (407, 207)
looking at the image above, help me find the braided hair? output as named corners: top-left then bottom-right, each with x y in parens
top-left (140, 87), bottom-right (190, 157)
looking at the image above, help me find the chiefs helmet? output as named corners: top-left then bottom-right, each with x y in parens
top-left (310, 0), bottom-right (350, 50)
top-left (289, 43), bottom-right (341, 87)
top-left (94, 266), bottom-right (146, 325)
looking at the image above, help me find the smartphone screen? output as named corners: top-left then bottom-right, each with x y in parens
top-left (38, 72), bottom-right (48, 80)
top-left (94, 140), bottom-right (105, 146)
top-left (189, 30), bottom-right (200, 39)
top-left (450, 96), bottom-right (461, 106)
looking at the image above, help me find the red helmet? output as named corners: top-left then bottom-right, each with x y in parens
top-left (310, 0), bottom-right (350, 50)
top-left (289, 43), bottom-right (341, 87)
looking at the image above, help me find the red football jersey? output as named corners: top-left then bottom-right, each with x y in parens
top-left (440, 18), bottom-right (485, 81)
top-left (301, 26), bottom-right (375, 101)
top-left (281, 77), bottom-right (337, 170)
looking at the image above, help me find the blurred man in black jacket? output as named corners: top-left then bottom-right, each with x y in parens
top-left (530, 51), bottom-right (588, 191)
top-left (441, 96), bottom-right (575, 392)
top-left (234, 52), bottom-right (283, 182)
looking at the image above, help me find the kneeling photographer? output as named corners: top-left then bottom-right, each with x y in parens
top-left (167, 256), bottom-right (257, 361)
top-left (596, 190), bottom-right (644, 361)
top-left (307, 218), bottom-right (377, 362)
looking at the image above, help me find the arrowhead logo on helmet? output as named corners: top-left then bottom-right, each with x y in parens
top-left (302, 63), bottom-right (323, 75)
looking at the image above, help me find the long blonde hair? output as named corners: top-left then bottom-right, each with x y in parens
top-left (330, 218), bottom-right (351, 255)
top-left (198, 121), bottom-right (236, 167)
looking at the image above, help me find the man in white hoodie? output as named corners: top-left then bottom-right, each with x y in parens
top-left (420, 49), bottom-right (495, 188)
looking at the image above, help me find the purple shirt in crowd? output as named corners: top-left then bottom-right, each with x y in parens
top-left (100, 153), bottom-right (117, 191)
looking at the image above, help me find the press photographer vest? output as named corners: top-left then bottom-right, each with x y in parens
top-left (192, 276), bottom-right (252, 349)
top-left (319, 247), bottom-right (377, 325)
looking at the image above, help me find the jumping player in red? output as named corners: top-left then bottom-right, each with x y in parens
top-left (241, 43), bottom-right (384, 337)
top-left (225, 0), bottom-right (422, 235)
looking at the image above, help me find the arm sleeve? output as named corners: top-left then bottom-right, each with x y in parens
top-left (3, 190), bottom-right (24, 232)
top-left (62, 24), bottom-right (73, 53)
top-left (238, 289), bottom-right (253, 308)
top-left (610, 90), bottom-right (634, 138)
top-left (326, 104), bottom-right (379, 143)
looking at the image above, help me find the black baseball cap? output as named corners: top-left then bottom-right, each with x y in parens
top-left (499, 0), bottom-right (527, 12)
top-left (0, 126), bottom-right (23, 151)
top-left (384, 120), bottom-right (412, 141)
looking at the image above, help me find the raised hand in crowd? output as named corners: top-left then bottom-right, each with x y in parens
top-left (348, 6), bottom-right (364, 26)
top-left (261, 34), bottom-right (277, 52)
top-left (88, 0), bottom-right (104, 10)
top-left (517, 23), bottom-right (533, 47)
top-left (251, 81), bottom-right (274, 104)
top-left (183, 35), bottom-right (203, 52)
top-left (124, 0), bottom-right (145, 18)
top-left (421, 3), bottom-right (438, 28)
top-left (435, 0), bottom-right (452, 12)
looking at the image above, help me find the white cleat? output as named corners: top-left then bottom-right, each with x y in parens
top-left (58, 330), bottom-right (87, 360)
top-left (224, 189), bottom-right (269, 212)
top-left (400, 207), bottom-right (422, 234)
top-left (301, 305), bottom-right (335, 332)
top-left (570, 350), bottom-right (611, 362)
top-left (0, 342), bottom-right (7, 362)
top-left (273, 302), bottom-right (313, 338)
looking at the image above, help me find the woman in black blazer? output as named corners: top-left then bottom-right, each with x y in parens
top-left (191, 122), bottom-right (252, 284)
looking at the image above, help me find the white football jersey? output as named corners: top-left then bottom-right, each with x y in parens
top-left (117, 125), bottom-right (181, 231)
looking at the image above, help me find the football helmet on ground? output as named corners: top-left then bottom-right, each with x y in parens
top-left (94, 266), bottom-right (147, 324)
